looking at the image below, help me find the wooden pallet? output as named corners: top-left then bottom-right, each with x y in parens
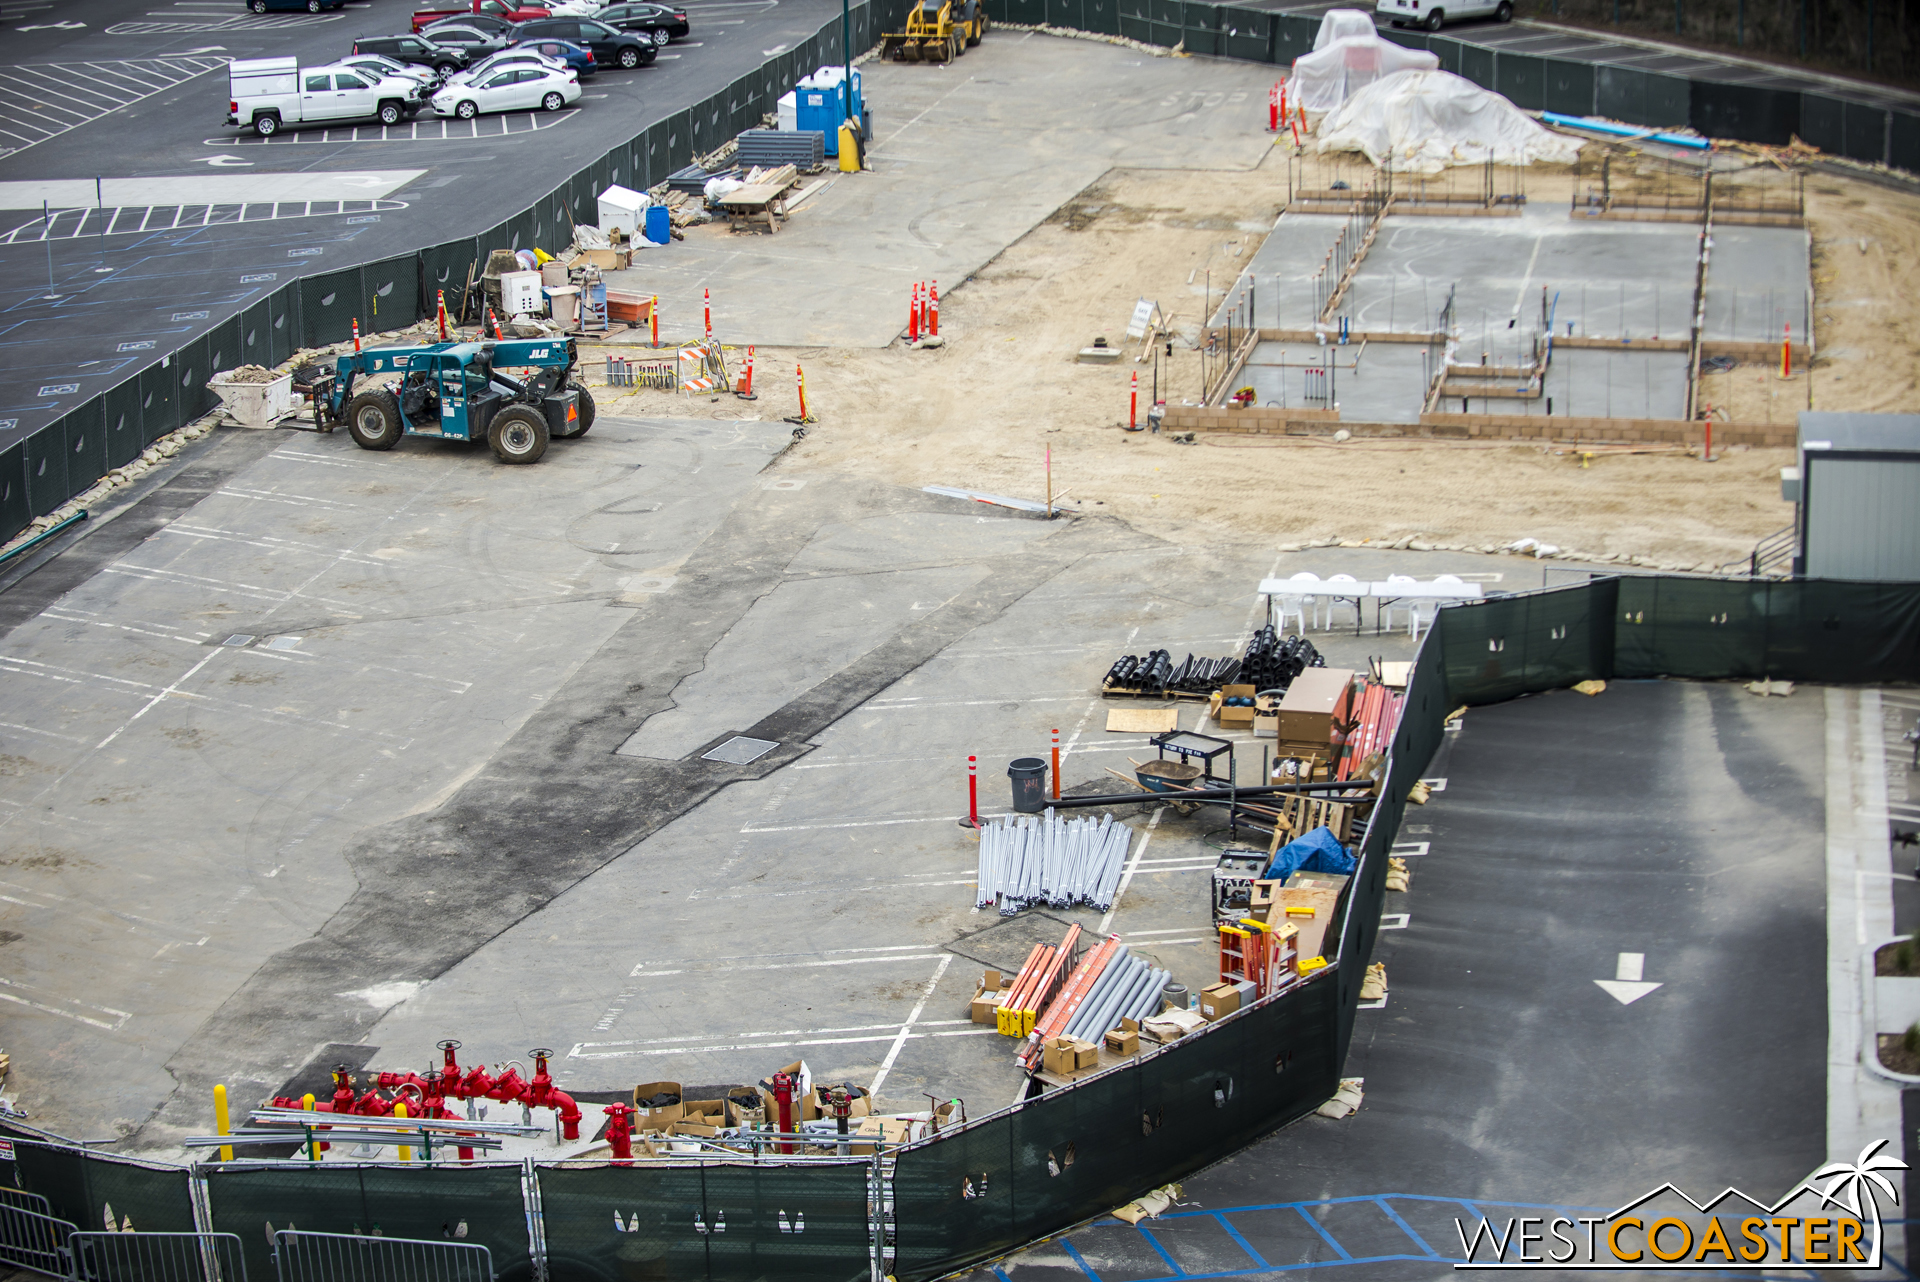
top-left (1266, 794), bottom-right (1354, 850)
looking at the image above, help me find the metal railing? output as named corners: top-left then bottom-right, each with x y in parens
top-left (1750, 523), bottom-right (1797, 577)
top-left (70, 1232), bottom-right (247, 1282)
top-left (271, 1230), bottom-right (492, 1282)
top-left (0, 1200), bottom-right (79, 1277)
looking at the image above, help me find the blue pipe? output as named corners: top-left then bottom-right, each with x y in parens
top-left (1541, 111), bottom-right (1709, 150)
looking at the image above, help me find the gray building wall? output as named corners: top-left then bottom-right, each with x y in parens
top-left (1803, 454), bottom-right (1920, 581)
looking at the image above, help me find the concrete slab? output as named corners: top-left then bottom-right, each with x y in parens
top-left (601, 35), bottom-right (1282, 349)
top-left (1702, 224), bottom-right (1813, 344)
top-left (0, 414), bottom-right (790, 1134)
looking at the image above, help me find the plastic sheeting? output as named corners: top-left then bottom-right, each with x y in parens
top-left (1266, 825), bottom-right (1355, 881)
top-left (1312, 7), bottom-right (1376, 49)
top-left (1314, 69), bottom-right (1586, 171)
top-left (1289, 36), bottom-right (1438, 115)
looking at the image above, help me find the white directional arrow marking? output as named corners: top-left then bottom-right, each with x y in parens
top-left (1595, 951), bottom-right (1662, 1005)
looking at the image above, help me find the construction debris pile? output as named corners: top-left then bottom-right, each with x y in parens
top-left (973, 810), bottom-right (1132, 915)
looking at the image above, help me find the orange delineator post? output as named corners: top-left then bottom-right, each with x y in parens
top-left (1051, 729), bottom-right (1060, 800)
top-left (650, 295), bottom-right (659, 348)
top-left (704, 287), bottom-right (712, 340)
top-left (796, 365), bottom-right (810, 421)
top-left (437, 290), bottom-right (447, 341)
top-left (928, 280), bottom-right (939, 337)
top-left (909, 282), bottom-right (921, 342)
top-left (352, 318), bottom-right (361, 352)
top-left (1781, 323), bottom-right (1791, 378)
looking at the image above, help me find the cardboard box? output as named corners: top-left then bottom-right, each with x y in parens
top-left (632, 1081), bottom-right (684, 1124)
top-left (1248, 878), bottom-right (1284, 916)
top-left (849, 1116), bottom-right (914, 1155)
top-left (1200, 981), bottom-right (1241, 1021)
top-left (1276, 668), bottom-right (1356, 746)
top-left (1215, 683), bottom-right (1257, 727)
top-left (1253, 711), bottom-right (1278, 738)
top-left (811, 1084), bottom-right (871, 1122)
top-left (971, 969), bottom-right (1012, 1023)
top-left (1072, 1039), bottom-right (1099, 1071)
top-left (1104, 1025), bottom-right (1139, 1055)
top-left (575, 247), bottom-right (629, 271)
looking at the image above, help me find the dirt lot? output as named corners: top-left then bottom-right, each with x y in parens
top-left (586, 146), bottom-right (1917, 570)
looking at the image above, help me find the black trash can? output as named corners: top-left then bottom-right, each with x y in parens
top-left (1008, 757), bottom-right (1048, 813)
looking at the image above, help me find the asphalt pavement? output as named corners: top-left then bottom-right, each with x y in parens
top-left (0, 0), bottom-right (844, 448)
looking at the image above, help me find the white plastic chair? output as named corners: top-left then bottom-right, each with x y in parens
top-left (1382, 575), bottom-right (1418, 635)
top-left (1322, 573), bottom-right (1362, 632)
top-left (1408, 597), bottom-right (1441, 642)
top-left (1285, 573), bottom-right (1321, 633)
top-left (1274, 593), bottom-right (1309, 634)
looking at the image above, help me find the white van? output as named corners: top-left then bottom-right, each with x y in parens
top-left (1375, 0), bottom-right (1509, 30)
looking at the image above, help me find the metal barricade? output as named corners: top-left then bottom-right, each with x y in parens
top-left (0, 1199), bottom-right (79, 1277)
top-left (70, 1231), bottom-right (248, 1282)
top-left (271, 1230), bottom-right (493, 1282)
top-left (0, 1187), bottom-right (56, 1216)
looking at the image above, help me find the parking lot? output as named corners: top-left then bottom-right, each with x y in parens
top-left (0, 0), bottom-right (841, 444)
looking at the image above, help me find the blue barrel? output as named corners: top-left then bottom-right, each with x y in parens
top-left (644, 204), bottom-right (670, 245)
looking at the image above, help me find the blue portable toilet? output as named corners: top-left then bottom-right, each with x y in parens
top-left (794, 66), bottom-right (861, 156)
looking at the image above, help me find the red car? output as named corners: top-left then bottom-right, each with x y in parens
top-left (411, 0), bottom-right (546, 34)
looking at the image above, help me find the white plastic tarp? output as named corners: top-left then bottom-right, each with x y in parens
top-left (1312, 8), bottom-right (1378, 49)
top-left (1289, 35), bottom-right (1438, 115)
top-left (1313, 69), bottom-right (1586, 171)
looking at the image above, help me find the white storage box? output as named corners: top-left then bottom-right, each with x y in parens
top-left (596, 183), bottom-right (647, 238)
top-left (500, 269), bottom-right (544, 316)
top-left (776, 90), bottom-right (796, 131)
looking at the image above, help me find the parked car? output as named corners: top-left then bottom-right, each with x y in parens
top-left (351, 33), bottom-right (471, 74)
top-left (507, 33), bottom-right (598, 74)
top-left (245, 0), bottom-right (345, 11)
top-left (446, 45), bottom-right (566, 84)
top-left (411, 0), bottom-right (548, 32)
top-left (513, 16), bottom-right (654, 67)
top-left (227, 56), bottom-right (427, 136)
top-left (338, 52), bottom-right (440, 90)
top-left (594, 1), bottom-right (687, 43)
top-left (431, 61), bottom-right (579, 116)
top-left (423, 10), bottom-right (519, 35)
top-left (414, 21), bottom-right (509, 56)
top-left (1376, 0), bottom-right (1508, 28)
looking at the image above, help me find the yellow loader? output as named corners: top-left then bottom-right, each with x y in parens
top-left (882, 0), bottom-right (987, 63)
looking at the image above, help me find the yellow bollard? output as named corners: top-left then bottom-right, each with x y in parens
top-left (302, 1093), bottom-right (318, 1162)
top-left (395, 1102), bottom-right (412, 1162)
top-left (214, 1085), bottom-right (233, 1163)
top-left (838, 124), bottom-right (860, 173)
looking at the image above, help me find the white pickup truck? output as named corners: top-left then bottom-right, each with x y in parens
top-left (227, 56), bottom-right (431, 136)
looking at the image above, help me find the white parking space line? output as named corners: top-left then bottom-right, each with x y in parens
top-left (105, 12), bottom-right (344, 31)
top-left (0, 57), bottom-right (226, 159)
top-left (206, 108), bottom-right (580, 146)
top-left (3, 199), bottom-right (409, 242)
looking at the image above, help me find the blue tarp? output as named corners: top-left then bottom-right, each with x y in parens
top-left (1266, 825), bottom-right (1355, 882)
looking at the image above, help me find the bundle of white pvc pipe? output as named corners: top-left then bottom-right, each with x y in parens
top-left (974, 810), bottom-right (1132, 916)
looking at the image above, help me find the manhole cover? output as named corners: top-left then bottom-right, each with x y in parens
top-left (946, 910), bottom-right (1078, 973)
top-left (702, 736), bottom-right (779, 765)
top-left (221, 634), bottom-right (256, 647)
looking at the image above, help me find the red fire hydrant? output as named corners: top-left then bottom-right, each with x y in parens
top-left (603, 1102), bottom-right (636, 1164)
top-left (769, 1071), bottom-right (795, 1155)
